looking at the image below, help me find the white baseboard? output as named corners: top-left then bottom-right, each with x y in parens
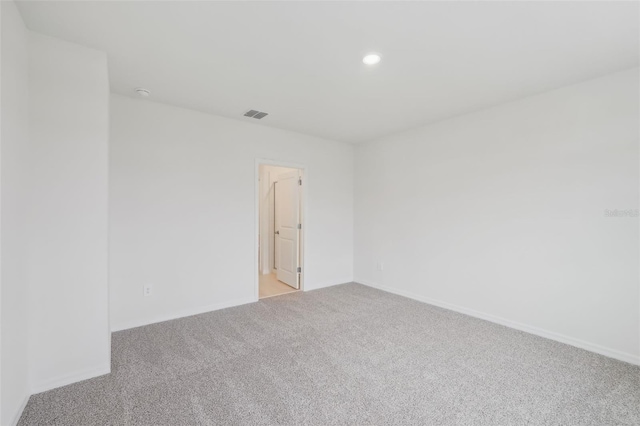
top-left (10, 393), bottom-right (30, 426)
top-left (304, 279), bottom-right (353, 292)
top-left (111, 296), bottom-right (256, 332)
top-left (357, 279), bottom-right (640, 366)
top-left (111, 281), bottom-right (356, 332)
top-left (30, 363), bottom-right (111, 395)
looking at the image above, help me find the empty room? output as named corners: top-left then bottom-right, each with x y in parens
top-left (1, 1), bottom-right (638, 425)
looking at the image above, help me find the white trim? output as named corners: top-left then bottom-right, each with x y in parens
top-left (259, 169), bottom-right (272, 275)
top-left (358, 279), bottom-right (640, 366)
top-left (305, 279), bottom-right (354, 292)
top-left (111, 296), bottom-right (255, 332)
top-left (255, 159), bottom-right (307, 301)
top-left (30, 364), bottom-right (111, 395)
top-left (9, 394), bottom-right (30, 426)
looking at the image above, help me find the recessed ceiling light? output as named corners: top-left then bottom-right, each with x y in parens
top-left (135, 88), bottom-right (150, 97)
top-left (362, 53), bottom-right (381, 65)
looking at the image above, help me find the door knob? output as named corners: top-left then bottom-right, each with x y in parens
top-left (275, 231), bottom-right (280, 235)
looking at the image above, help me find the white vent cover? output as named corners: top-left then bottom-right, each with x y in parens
top-left (244, 110), bottom-right (268, 119)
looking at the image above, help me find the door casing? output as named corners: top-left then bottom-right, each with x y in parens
top-left (255, 159), bottom-right (306, 301)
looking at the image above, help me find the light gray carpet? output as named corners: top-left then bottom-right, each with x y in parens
top-left (18, 283), bottom-right (640, 425)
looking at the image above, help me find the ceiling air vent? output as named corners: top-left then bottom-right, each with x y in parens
top-left (244, 110), bottom-right (268, 119)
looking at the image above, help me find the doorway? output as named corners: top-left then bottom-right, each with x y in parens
top-left (257, 162), bottom-right (304, 299)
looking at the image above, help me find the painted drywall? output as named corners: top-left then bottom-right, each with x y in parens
top-left (15, 1), bottom-right (640, 143)
top-left (355, 68), bottom-right (640, 364)
top-left (1, 1), bottom-right (30, 423)
top-left (109, 95), bottom-right (354, 331)
top-left (27, 33), bottom-right (110, 392)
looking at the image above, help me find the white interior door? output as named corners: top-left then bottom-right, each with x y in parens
top-left (275, 170), bottom-right (300, 289)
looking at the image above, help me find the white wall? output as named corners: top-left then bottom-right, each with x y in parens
top-left (355, 68), bottom-right (640, 364)
top-left (27, 33), bottom-right (110, 392)
top-left (1, 1), bottom-right (30, 423)
top-left (109, 95), bottom-right (354, 331)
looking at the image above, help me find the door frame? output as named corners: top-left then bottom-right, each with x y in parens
top-left (254, 158), bottom-right (306, 301)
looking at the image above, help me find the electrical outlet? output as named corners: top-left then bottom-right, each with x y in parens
top-left (377, 262), bottom-right (384, 272)
top-left (143, 284), bottom-right (153, 297)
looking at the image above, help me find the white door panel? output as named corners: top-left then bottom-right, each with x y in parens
top-left (275, 170), bottom-right (300, 289)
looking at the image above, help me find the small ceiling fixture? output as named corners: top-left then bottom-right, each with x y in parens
top-left (135, 88), bottom-right (150, 97)
top-left (362, 53), bottom-right (381, 65)
top-left (244, 110), bottom-right (269, 119)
